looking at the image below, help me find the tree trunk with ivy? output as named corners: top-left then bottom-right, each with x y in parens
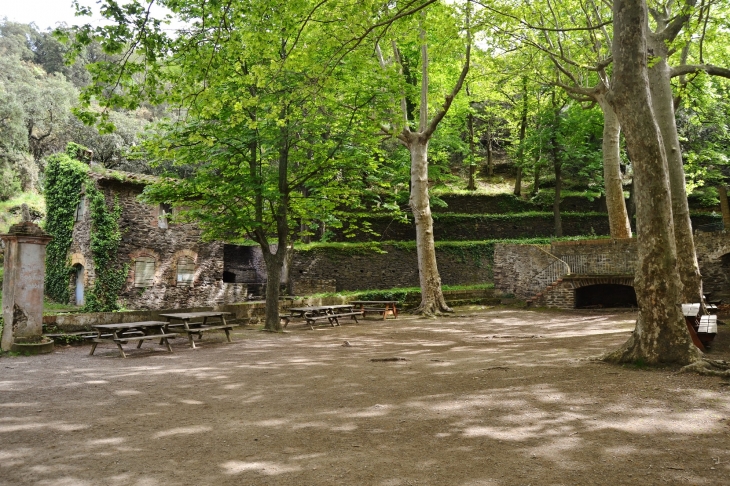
top-left (603, 0), bottom-right (699, 365)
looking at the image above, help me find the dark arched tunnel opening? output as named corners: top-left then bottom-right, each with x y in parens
top-left (575, 284), bottom-right (637, 309)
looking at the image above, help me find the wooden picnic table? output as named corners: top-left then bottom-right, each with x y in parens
top-left (284, 305), bottom-right (361, 330)
top-left (159, 311), bottom-right (235, 349)
top-left (90, 321), bottom-right (178, 358)
top-left (349, 300), bottom-right (399, 320)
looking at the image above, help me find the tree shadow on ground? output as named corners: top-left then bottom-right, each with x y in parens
top-left (0, 308), bottom-right (728, 485)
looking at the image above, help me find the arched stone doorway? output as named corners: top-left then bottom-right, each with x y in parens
top-left (575, 283), bottom-right (637, 309)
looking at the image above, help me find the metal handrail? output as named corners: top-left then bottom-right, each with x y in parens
top-left (528, 247), bottom-right (571, 296)
top-left (557, 254), bottom-right (636, 275)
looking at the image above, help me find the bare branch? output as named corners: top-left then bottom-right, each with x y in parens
top-left (472, 0), bottom-right (612, 32)
top-left (424, 8), bottom-right (471, 138)
top-left (419, 13), bottom-right (429, 132)
top-left (670, 64), bottom-right (730, 79)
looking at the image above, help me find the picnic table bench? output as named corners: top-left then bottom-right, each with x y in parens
top-left (159, 311), bottom-right (236, 349)
top-left (90, 321), bottom-right (178, 358)
top-left (349, 301), bottom-right (399, 320)
top-left (285, 305), bottom-right (363, 330)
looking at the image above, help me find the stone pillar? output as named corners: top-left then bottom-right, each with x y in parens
top-left (1, 219), bottom-right (53, 351)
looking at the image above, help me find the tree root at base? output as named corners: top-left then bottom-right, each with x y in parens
top-left (680, 359), bottom-right (730, 377)
top-left (412, 304), bottom-right (454, 317)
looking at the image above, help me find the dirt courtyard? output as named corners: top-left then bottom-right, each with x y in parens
top-left (1, 307), bottom-right (730, 486)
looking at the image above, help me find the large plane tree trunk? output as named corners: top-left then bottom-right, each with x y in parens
top-left (604, 0), bottom-right (699, 365)
top-left (646, 35), bottom-right (703, 304)
top-left (597, 97), bottom-right (633, 238)
top-left (408, 137), bottom-right (451, 314)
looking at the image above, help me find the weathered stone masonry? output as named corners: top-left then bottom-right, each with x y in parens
top-left (68, 172), bottom-right (494, 309)
top-left (495, 234), bottom-right (730, 308)
top-left (69, 173), bottom-right (245, 310)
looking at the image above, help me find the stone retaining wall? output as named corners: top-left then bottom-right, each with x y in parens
top-left (493, 244), bottom-right (553, 299)
top-left (332, 213), bottom-right (721, 242)
top-left (42, 289), bottom-right (498, 333)
top-left (290, 244), bottom-right (492, 291)
top-left (433, 194), bottom-right (604, 214)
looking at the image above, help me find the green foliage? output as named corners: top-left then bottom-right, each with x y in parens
top-left (81, 182), bottom-right (127, 312)
top-left (43, 151), bottom-right (88, 302)
top-left (0, 164), bottom-right (21, 200)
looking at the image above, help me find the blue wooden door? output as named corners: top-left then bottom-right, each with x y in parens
top-left (75, 266), bottom-right (85, 306)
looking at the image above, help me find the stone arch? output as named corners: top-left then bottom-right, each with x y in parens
top-left (69, 252), bottom-right (86, 269)
top-left (570, 277), bottom-right (636, 309)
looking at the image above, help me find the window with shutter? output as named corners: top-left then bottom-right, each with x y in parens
top-left (134, 257), bottom-right (156, 287)
top-left (176, 257), bottom-right (195, 287)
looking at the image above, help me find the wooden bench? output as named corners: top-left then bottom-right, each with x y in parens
top-left (166, 322), bottom-right (238, 347)
top-left (697, 315), bottom-right (718, 349)
top-left (303, 311), bottom-right (364, 330)
top-left (305, 314), bottom-right (341, 329)
top-left (680, 303), bottom-right (718, 351)
top-left (350, 301), bottom-right (398, 320)
top-left (160, 312), bottom-right (236, 349)
top-left (332, 311), bottom-right (363, 323)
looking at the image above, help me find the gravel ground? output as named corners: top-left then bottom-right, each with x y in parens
top-left (1, 307), bottom-right (729, 486)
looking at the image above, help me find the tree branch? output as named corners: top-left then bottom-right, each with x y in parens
top-left (670, 64), bottom-right (730, 79)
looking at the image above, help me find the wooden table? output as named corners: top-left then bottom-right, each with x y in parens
top-left (90, 322), bottom-right (178, 358)
top-left (159, 311), bottom-right (234, 349)
top-left (285, 305), bottom-right (361, 330)
top-left (349, 301), bottom-right (399, 320)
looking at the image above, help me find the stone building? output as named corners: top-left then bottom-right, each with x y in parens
top-left (68, 170), bottom-right (247, 310)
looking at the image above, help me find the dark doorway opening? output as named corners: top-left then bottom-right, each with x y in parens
top-left (223, 244), bottom-right (262, 283)
top-left (575, 284), bottom-right (637, 308)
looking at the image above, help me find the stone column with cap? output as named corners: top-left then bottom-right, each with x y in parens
top-left (1, 205), bottom-right (53, 351)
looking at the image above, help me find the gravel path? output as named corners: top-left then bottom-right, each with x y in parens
top-left (1, 307), bottom-right (729, 485)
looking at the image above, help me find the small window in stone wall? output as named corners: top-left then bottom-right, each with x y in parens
top-left (75, 195), bottom-right (87, 222)
top-left (158, 203), bottom-right (173, 229)
top-left (134, 257), bottom-right (156, 287)
top-left (176, 257), bottom-right (195, 287)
